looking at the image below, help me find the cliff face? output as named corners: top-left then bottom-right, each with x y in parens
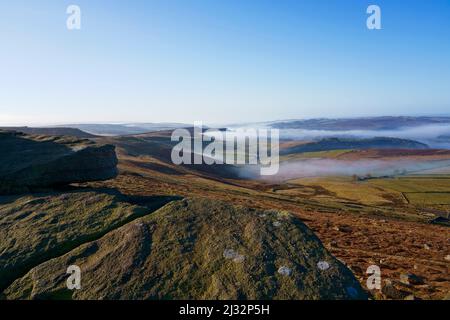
top-left (0, 131), bottom-right (118, 194)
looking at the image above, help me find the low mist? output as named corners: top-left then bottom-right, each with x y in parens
top-left (279, 124), bottom-right (450, 148)
top-left (237, 159), bottom-right (450, 181)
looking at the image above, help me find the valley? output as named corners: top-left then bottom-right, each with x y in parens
top-left (86, 129), bottom-right (450, 300)
top-left (1, 118), bottom-right (449, 300)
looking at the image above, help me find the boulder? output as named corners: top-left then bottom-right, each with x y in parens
top-left (4, 198), bottom-right (368, 300)
top-left (0, 190), bottom-right (174, 292)
top-left (333, 225), bottom-right (352, 233)
top-left (400, 273), bottom-right (424, 286)
top-left (0, 131), bottom-right (118, 194)
top-left (381, 280), bottom-right (410, 299)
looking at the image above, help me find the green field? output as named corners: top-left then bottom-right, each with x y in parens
top-left (280, 149), bottom-right (351, 161)
top-left (286, 175), bottom-right (450, 207)
top-left (367, 177), bottom-right (450, 205)
top-left (288, 176), bottom-right (404, 205)
top-left (403, 192), bottom-right (450, 205)
top-left (369, 177), bottom-right (450, 193)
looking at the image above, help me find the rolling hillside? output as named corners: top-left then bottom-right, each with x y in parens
top-left (280, 137), bottom-right (429, 155)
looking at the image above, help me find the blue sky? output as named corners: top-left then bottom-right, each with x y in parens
top-left (1, 0), bottom-right (450, 125)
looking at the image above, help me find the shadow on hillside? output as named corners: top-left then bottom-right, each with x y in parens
top-left (0, 185), bottom-right (181, 212)
top-left (52, 184), bottom-right (182, 207)
top-left (0, 131), bottom-right (74, 175)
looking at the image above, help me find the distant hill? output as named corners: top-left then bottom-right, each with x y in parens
top-left (57, 123), bottom-right (190, 136)
top-left (280, 137), bottom-right (429, 155)
top-left (271, 116), bottom-right (450, 131)
top-left (437, 135), bottom-right (450, 141)
top-left (0, 127), bottom-right (97, 138)
top-left (101, 132), bottom-right (242, 179)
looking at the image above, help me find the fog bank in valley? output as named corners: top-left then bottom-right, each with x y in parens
top-left (278, 124), bottom-right (450, 148)
top-left (238, 159), bottom-right (450, 181)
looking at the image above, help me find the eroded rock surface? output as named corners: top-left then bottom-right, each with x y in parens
top-left (4, 198), bottom-right (367, 300)
top-left (0, 190), bottom-right (173, 291)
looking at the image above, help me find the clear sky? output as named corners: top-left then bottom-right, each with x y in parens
top-left (1, 0), bottom-right (450, 125)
